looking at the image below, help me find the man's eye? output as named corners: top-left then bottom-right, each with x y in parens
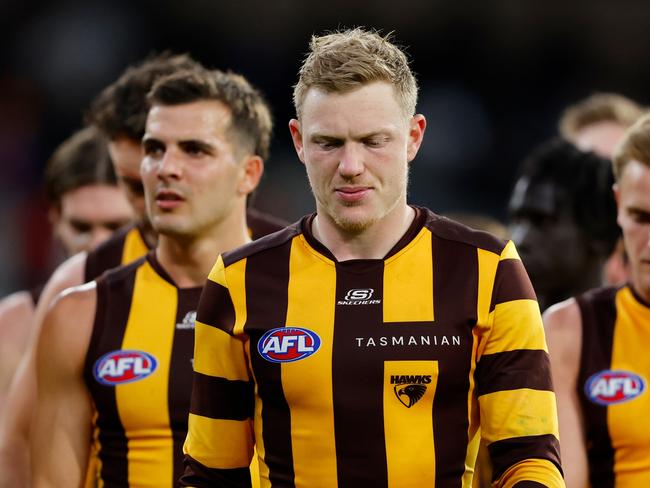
top-left (315, 139), bottom-right (340, 149)
top-left (143, 142), bottom-right (164, 157)
top-left (631, 212), bottom-right (650, 224)
top-left (365, 137), bottom-right (387, 148)
top-left (70, 221), bottom-right (91, 233)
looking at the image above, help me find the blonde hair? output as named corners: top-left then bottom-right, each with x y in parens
top-left (613, 112), bottom-right (650, 180)
top-left (293, 28), bottom-right (418, 119)
top-left (559, 93), bottom-right (643, 140)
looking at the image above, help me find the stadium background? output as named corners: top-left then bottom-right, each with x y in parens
top-left (2, 0), bottom-right (650, 294)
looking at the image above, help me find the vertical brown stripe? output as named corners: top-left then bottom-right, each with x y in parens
top-left (84, 226), bottom-right (130, 282)
top-left (332, 261), bottom-right (388, 487)
top-left (245, 240), bottom-right (294, 487)
top-left (83, 263), bottom-right (139, 486)
top-left (431, 236), bottom-right (478, 487)
top-left (169, 287), bottom-right (202, 487)
top-left (576, 287), bottom-right (617, 488)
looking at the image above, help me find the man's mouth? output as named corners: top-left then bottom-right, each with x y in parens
top-left (335, 186), bottom-right (371, 203)
top-left (155, 189), bottom-right (185, 210)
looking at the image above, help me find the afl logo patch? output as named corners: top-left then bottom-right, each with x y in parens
top-left (585, 369), bottom-right (645, 406)
top-left (257, 327), bottom-right (321, 363)
top-left (93, 350), bottom-right (158, 386)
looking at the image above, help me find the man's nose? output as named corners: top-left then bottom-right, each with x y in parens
top-left (338, 144), bottom-right (364, 177)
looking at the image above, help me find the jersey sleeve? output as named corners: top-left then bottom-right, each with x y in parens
top-left (181, 255), bottom-right (255, 488)
top-left (476, 241), bottom-right (564, 488)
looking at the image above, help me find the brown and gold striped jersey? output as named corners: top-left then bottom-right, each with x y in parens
top-left (183, 207), bottom-right (564, 487)
top-left (84, 224), bottom-right (151, 282)
top-left (83, 252), bottom-right (202, 487)
top-left (82, 209), bottom-right (283, 285)
top-left (577, 285), bottom-right (650, 487)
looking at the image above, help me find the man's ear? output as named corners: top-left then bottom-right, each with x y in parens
top-left (238, 155), bottom-right (264, 196)
top-left (406, 114), bottom-right (426, 163)
top-left (289, 119), bottom-right (305, 164)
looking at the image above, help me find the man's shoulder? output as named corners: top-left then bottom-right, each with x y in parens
top-left (544, 297), bottom-right (582, 330)
top-left (221, 219), bottom-right (303, 267)
top-left (0, 291), bottom-right (34, 320)
top-left (46, 281), bottom-right (98, 330)
top-left (421, 208), bottom-right (507, 256)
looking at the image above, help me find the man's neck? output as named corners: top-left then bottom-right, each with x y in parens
top-left (312, 204), bottom-right (415, 261)
top-left (155, 213), bottom-right (250, 288)
top-left (137, 218), bottom-right (158, 248)
top-left (630, 275), bottom-right (650, 305)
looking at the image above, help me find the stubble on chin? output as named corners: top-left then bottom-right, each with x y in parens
top-left (333, 214), bottom-right (376, 234)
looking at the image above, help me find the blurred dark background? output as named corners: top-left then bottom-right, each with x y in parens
top-left (2, 0), bottom-right (650, 293)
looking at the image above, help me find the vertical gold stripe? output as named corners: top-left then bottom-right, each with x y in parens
top-left (609, 287), bottom-right (650, 485)
top-left (116, 260), bottom-right (177, 487)
top-left (384, 360), bottom-right (438, 487)
top-left (253, 379), bottom-right (271, 488)
top-left (383, 229), bottom-right (434, 323)
top-left (225, 258), bottom-right (248, 336)
top-left (283, 236), bottom-right (337, 486)
top-left (476, 249), bottom-right (498, 328)
top-left (462, 333), bottom-right (481, 488)
top-left (121, 227), bottom-right (149, 265)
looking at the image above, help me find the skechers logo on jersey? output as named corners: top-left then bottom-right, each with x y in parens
top-left (338, 288), bottom-right (381, 306)
top-left (176, 310), bottom-right (196, 330)
top-left (93, 350), bottom-right (157, 386)
top-left (391, 375), bottom-right (431, 408)
top-left (585, 370), bottom-right (645, 405)
top-left (258, 327), bottom-right (321, 363)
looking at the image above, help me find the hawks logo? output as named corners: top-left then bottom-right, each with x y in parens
top-left (257, 327), bottom-right (321, 363)
top-left (391, 375), bottom-right (431, 408)
top-left (93, 350), bottom-right (158, 386)
top-left (585, 370), bottom-right (645, 406)
top-left (176, 310), bottom-right (197, 330)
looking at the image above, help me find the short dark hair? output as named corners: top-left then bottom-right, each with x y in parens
top-left (44, 126), bottom-right (116, 207)
top-left (514, 138), bottom-right (619, 251)
top-left (86, 52), bottom-right (203, 141)
top-left (147, 69), bottom-right (273, 160)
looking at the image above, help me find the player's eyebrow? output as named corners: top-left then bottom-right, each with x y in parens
top-left (142, 137), bottom-right (165, 153)
top-left (178, 139), bottom-right (216, 155)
